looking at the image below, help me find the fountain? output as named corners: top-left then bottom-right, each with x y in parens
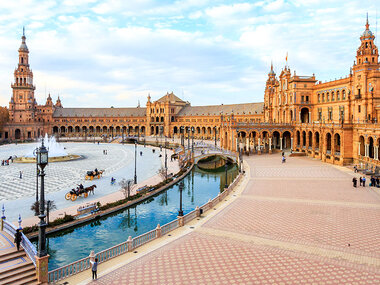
top-left (15, 134), bottom-right (81, 163)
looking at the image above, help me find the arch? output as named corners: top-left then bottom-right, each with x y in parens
top-left (368, 136), bottom-right (374, 159)
top-left (300, 107), bottom-right (309, 123)
top-left (82, 126), bottom-right (87, 133)
top-left (68, 126), bottom-right (73, 133)
top-left (207, 127), bottom-right (212, 135)
top-left (160, 117), bottom-right (164, 122)
top-left (296, 130), bottom-right (300, 146)
top-left (173, 126), bottom-right (178, 134)
top-left (151, 126), bottom-right (154, 135)
top-left (156, 117), bottom-right (159, 122)
top-left (314, 131), bottom-right (320, 150)
top-left (302, 131), bottom-right (306, 147)
top-left (75, 126), bottom-right (80, 133)
top-left (141, 126), bottom-right (145, 135)
top-left (96, 126), bottom-right (101, 133)
top-left (60, 126), bottom-right (66, 133)
top-left (103, 126), bottom-right (108, 133)
top-left (15, 129), bottom-right (21, 140)
top-left (196, 127), bottom-right (201, 134)
top-left (334, 133), bottom-right (341, 155)
top-left (282, 131), bottom-right (291, 149)
top-left (134, 126), bottom-right (139, 134)
top-left (171, 116), bottom-right (175, 122)
top-left (53, 126), bottom-right (59, 133)
top-left (202, 127), bottom-right (206, 135)
top-left (359, 136), bottom-right (365, 156)
top-left (308, 131), bottom-right (312, 148)
top-left (272, 131), bottom-right (281, 149)
top-left (116, 126), bottom-right (121, 134)
top-left (326, 133), bottom-right (332, 152)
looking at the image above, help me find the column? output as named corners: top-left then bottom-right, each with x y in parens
top-left (280, 138), bottom-right (283, 150)
top-left (365, 144), bottom-right (368, 157)
top-left (309, 112), bottom-right (311, 123)
top-left (290, 138), bottom-right (293, 151)
top-left (358, 142), bottom-right (361, 156)
top-left (258, 138), bottom-right (261, 154)
top-left (269, 137), bottom-right (272, 153)
top-left (375, 146), bottom-right (378, 160)
top-left (246, 137), bottom-right (249, 152)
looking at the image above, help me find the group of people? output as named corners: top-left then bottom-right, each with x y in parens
top-left (102, 149), bottom-right (108, 155)
top-left (1, 156), bottom-right (14, 165)
top-left (352, 176), bottom-right (380, 187)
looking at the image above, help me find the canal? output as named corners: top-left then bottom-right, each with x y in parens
top-left (34, 164), bottom-right (238, 270)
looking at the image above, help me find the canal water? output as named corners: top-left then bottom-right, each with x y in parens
top-left (34, 164), bottom-right (238, 270)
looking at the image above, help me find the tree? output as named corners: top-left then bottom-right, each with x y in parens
top-left (30, 200), bottom-right (57, 224)
top-left (119, 178), bottom-right (134, 199)
top-left (157, 166), bottom-right (167, 180)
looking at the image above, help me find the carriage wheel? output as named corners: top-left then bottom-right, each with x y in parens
top-left (71, 195), bottom-right (77, 201)
top-left (91, 176), bottom-right (94, 180)
top-left (65, 193), bottom-right (71, 200)
top-left (85, 176), bottom-right (89, 180)
top-left (84, 192), bottom-right (88, 198)
top-left (97, 175), bottom-right (100, 179)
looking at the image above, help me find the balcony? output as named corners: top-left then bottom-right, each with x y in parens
top-left (354, 94), bottom-right (361, 99)
top-left (300, 101), bottom-right (311, 104)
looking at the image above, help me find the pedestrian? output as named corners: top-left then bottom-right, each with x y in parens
top-left (354, 165), bottom-right (358, 173)
top-left (282, 151), bottom-right (284, 156)
top-left (371, 177), bottom-right (375, 187)
top-left (14, 229), bottom-right (22, 251)
top-left (362, 176), bottom-right (366, 187)
top-left (352, 177), bottom-right (357, 187)
top-left (19, 171), bottom-right (22, 179)
top-left (90, 257), bottom-right (98, 280)
top-left (359, 177), bottom-right (363, 186)
top-left (377, 177), bottom-right (380, 187)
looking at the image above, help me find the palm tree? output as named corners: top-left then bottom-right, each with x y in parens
top-left (46, 200), bottom-right (57, 225)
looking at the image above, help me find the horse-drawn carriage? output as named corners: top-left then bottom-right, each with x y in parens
top-left (65, 184), bottom-right (96, 201)
top-left (85, 169), bottom-right (104, 180)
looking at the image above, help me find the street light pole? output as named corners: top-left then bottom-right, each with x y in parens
top-left (36, 140), bottom-right (48, 258)
top-left (165, 135), bottom-right (168, 179)
top-left (224, 162), bottom-right (228, 188)
top-left (214, 126), bottom-right (217, 147)
top-left (134, 141), bottom-right (137, 184)
top-left (178, 181), bottom-right (184, 216)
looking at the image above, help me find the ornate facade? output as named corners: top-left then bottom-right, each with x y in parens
top-left (1, 18), bottom-right (379, 167)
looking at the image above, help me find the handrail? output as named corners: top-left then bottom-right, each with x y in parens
top-left (48, 172), bottom-right (242, 283)
top-left (3, 219), bottom-right (37, 266)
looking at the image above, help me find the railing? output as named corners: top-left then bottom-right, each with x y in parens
top-left (132, 229), bottom-right (157, 248)
top-left (48, 173), bottom-right (242, 283)
top-left (3, 219), bottom-right (37, 266)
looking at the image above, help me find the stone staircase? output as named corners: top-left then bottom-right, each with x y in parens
top-left (0, 232), bottom-right (38, 285)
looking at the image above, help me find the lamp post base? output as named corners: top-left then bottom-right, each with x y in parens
top-left (35, 254), bottom-right (49, 284)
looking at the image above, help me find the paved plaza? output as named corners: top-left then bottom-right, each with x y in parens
top-left (80, 154), bottom-right (380, 284)
top-left (0, 142), bottom-right (164, 222)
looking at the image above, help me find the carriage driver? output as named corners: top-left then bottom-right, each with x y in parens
top-left (78, 183), bottom-right (84, 193)
top-left (94, 168), bottom-right (98, 175)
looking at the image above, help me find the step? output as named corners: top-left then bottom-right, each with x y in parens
top-left (12, 275), bottom-right (38, 285)
top-left (0, 268), bottom-right (36, 285)
top-left (0, 261), bottom-right (34, 281)
top-left (0, 250), bottom-right (26, 263)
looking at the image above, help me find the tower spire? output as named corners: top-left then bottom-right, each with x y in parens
top-left (23, 26), bottom-right (25, 37)
top-left (366, 12), bottom-right (369, 30)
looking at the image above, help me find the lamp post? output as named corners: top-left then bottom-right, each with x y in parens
top-left (134, 141), bottom-right (137, 184)
top-left (214, 126), bottom-right (217, 147)
top-left (191, 127), bottom-right (194, 159)
top-left (180, 127), bottom-right (184, 147)
top-left (187, 127), bottom-right (190, 150)
top-left (224, 162), bottom-right (228, 188)
top-left (122, 128), bottom-right (124, 144)
top-left (178, 181), bottom-right (184, 216)
top-left (164, 135), bottom-right (168, 180)
top-left (36, 140), bottom-right (48, 258)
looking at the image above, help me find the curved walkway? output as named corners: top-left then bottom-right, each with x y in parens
top-left (66, 154), bottom-right (380, 284)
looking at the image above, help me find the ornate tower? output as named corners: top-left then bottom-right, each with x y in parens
top-left (355, 14), bottom-right (378, 67)
top-left (9, 28), bottom-right (36, 123)
top-left (264, 63), bottom-right (277, 122)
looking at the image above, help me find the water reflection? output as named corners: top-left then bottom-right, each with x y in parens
top-left (36, 164), bottom-right (238, 270)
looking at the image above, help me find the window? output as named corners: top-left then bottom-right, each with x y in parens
top-left (328, 107), bottom-right (333, 120)
top-left (322, 93), bottom-right (325, 102)
top-left (306, 96), bottom-right (309, 102)
top-left (318, 108), bottom-right (322, 120)
top-left (304, 84), bottom-right (307, 88)
top-left (358, 105), bottom-right (361, 113)
top-left (331, 92), bottom-right (335, 101)
top-left (337, 91), bottom-right (340, 100)
top-left (327, 92), bottom-right (330, 101)
top-left (342, 90), bottom-right (346, 99)
top-left (318, 94), bottom-right (320, 103)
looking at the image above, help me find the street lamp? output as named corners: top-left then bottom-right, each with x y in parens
top-left (178, 181), bottom-right (184, 216)
top-left (33, 147), bottom-right (39, 203)
top-left (214, 126), bottom-right (217, 147)
top-left (164, 134), bottom-right (168, 180)
top-left (180, 126), bottom-right (184, 147)
top-left (187, 127), bottom-right (190, 150)
top-left (191, 127), bottom-right (194, 159)
top-left (36, 140), bottom-right (48, 258)
top-left (224, 162), bottom-right (228, 188)
top-left (134, 141), bottom-right (137, 184)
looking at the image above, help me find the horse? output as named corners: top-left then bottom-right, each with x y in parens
top-left (85, 184), bottom-right (97, 195)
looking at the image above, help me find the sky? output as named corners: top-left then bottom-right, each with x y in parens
top-left (0, 0), bottom-right (378, 108)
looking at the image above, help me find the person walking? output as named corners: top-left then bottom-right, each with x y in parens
top-left (362, 176), bottom-right (366, 187)
top-left (359, 177), bottom-right (363, 186)
top-left (352, 177), bottom-right (357, 187)
top-left (90, 258), bottom-right (98, 280)
top-left (14, 229), bottom-right (22, 251)
top-left (19, 171), bottom-right (22, 179)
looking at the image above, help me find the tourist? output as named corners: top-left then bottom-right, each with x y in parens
top-left (282, 156), bottom-right (286, 163)
top-left (354, 165), bottom-right (358, 173)
top-left (19, 171), bottom-right (22, 179)
top-left (90, 257), bottom-right (98, 280)
top-left (359, 177), bottom-right (363, 186)
top-left (362, 176), bottom-right (366, 187)
top-left (14, 229), bottom-right (22, 251)
top-left (371, 176), bottom-right (376, 187)
top-left (377, 177), bottom-right (380, 187)
top-left (352, 177), bottom-right (357, 187)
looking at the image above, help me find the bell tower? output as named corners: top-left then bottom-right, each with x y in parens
top-left (9, 28), bottom-right (36, 123)
top-left (355, 14), bottom-right (378, 67)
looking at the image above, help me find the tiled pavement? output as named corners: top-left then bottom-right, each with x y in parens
top-left (88, 154), bottom-right (380, 284)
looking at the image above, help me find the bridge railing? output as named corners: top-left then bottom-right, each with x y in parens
top-left (48, 171), bottom-right (243, 283)
top-left (2, 218), bottom-right (37, 266)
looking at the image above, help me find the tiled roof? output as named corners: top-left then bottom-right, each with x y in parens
top-left (53, 107), bottom-right (146, 118)
top-left (177, 102), bottom-right (264, 116)
top-left (156, 92), bottom-right (186, 103)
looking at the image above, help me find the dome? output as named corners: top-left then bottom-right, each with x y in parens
top-left (362, 29), bottom-right (373, 38)
top-left (19, 35), bottom-right (28, 52)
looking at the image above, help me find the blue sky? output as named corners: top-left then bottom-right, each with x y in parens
top-left (0, 0), bottom-right (378, 108)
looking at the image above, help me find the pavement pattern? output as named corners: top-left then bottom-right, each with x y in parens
top-left (86, 154), bottom-right (380, 284)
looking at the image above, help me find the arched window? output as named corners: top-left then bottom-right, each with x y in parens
top-left (21, 57), bottom-right (24, 64)
top-left (337, 90), bottom-right (340, 100)
top-left (342, 90), bottom-right (346, 99)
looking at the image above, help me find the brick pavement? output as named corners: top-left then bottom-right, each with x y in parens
top-left (83, 154), bottom-right (380, 284)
